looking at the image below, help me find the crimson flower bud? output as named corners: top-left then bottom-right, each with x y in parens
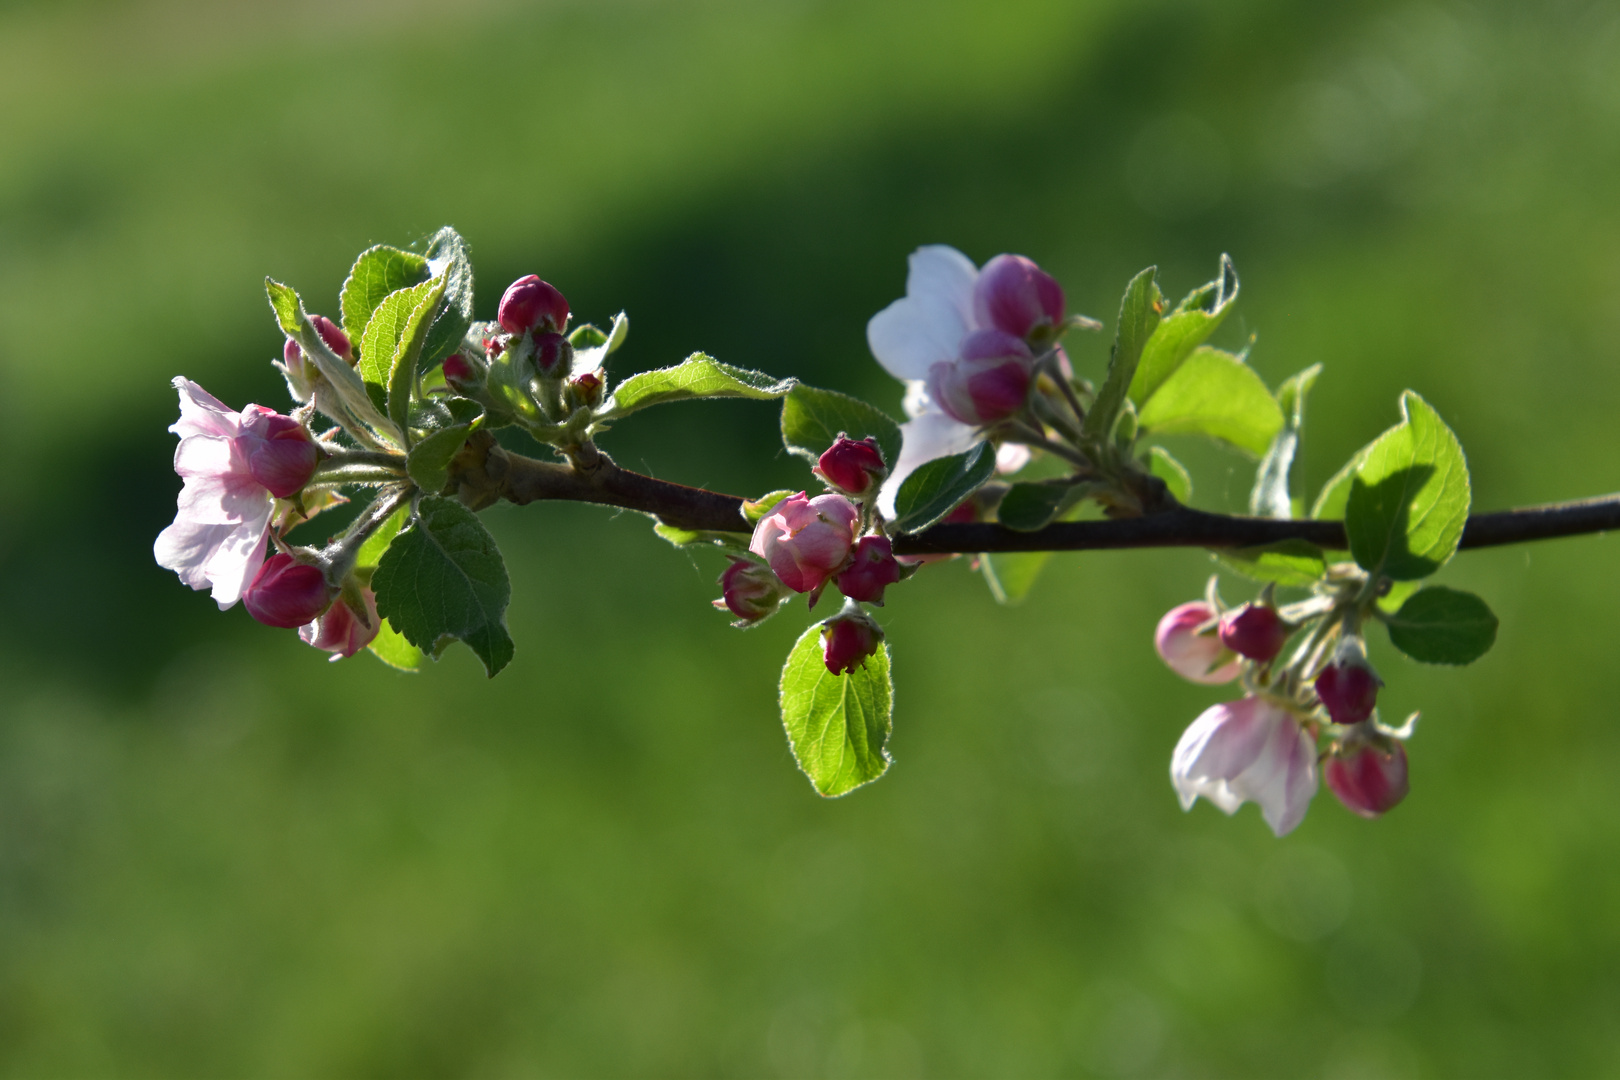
top-left (1314, 652), bottom-right (1382, 726)
top-left (1155, 602), bottom-right (1242, 684)
top-left (310, 314), bottom-right (353, 363)
top-left (1325, 739), bottom-right (1409, 818)
top-left (244, 413), bottom-right (319, 498)
top-left (243, 553), bottom-right (332, 628)
top-left (713, 560), bottom-right (789, 624)
top-left (442, 352), bottom-right (483, 394)
top-left (835, 535), bottom-right (902, 605)
top-left (815, 436), bottom-right (887, 496)
top-left (821, 612), bottom-right (885, 676)
top-left (973, 253), bottom-right (1066, 340)
top-left (498, 274), bottom-right (570, 335)
top-left (1218, 602), bottom-right (1288, 663)
top-left (299, 587), bottom-right (381, 659)
top-left (927, 329), bottom-right (1034, 425)
top-left (567, 369), bottom-right (604, 408)
top-left (533, 331), bottom-right (570, 377)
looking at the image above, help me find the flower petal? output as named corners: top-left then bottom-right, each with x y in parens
top-left (170, 377), bottom-right (242, 440)
top-left (866, 245), bottom-right (980, 381)
top-left (876, 411), bottom-right (980, 520)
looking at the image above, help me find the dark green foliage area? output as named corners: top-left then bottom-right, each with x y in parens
top-left (2, 1), bottom-right (1620, 1075)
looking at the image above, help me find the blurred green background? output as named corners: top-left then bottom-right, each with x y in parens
top-left (3, 0), bottom-right (1620, 1075)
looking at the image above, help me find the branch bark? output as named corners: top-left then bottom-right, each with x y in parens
top-left (473, 442), bottom-right (1620, 556)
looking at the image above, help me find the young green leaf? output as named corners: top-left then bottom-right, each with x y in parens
top-left (368, 621), bottom-right (424, 672)
top-left (1212, 539), bottom-right (1328, 587)
top-left (387, 274), bottom-right (449, 439)
top-left (996, 479), bottom-right (1084, 532)
top-left (1136, 347), bottom-right (1283, 458)
top-left (355, 501), bottom-right (411, 571)
top-left (1083, 267), bottom-right (1163, 441)
top-left (340, 245), bottom-right (430, 350)
top-left (420, 227), bottom-right (474, 368)
top-left (1128, 253), bottom-right (1239, 405)
top-left (372, 496), bottom-right (514, 677)
top-left (1385, 586), bottom-right (1498, 665)
top-left (1147, 445), bottom-right (1192, 504)
top-left (569, 311), bottom-right (629, 375)
top-left (406, 422), bottom-right (474, 494)
top-left (1251, 363), bottom-right (1321, 520)
top-left (267, 278), bottom-right (403, 445)
top-left (780, 384), bottom-right (903, 466)
top-left (1345, 391), bottom-right (1470, 580)
top-left (1310, 445), bottom-right (1372, 521)
top-left (604, 354), bottom-right (794, 416)
top-left (359, 277), bottom-right (441, 409)
top-left (742, 490), bottom-right (796, 525)
top-left (778, 623), bottom-right (893, 797)
top-left (890, 442), bottom-right (994, 533)
top-left (981, 551), bottom-right (1052, 605)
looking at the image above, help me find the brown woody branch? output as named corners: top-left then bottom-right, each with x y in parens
top-left (458, 437), bottom-right (1620, 556)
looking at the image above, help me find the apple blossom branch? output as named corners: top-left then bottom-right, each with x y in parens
top-left (477, 439), bottom-right (1620, 555)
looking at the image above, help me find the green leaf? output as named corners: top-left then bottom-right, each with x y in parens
top-left (1310, 446), bottom-right (1371, 522)
top-left (267, 278), bottom-right (402, 444)
top-left (367, 620), bottom-right (423, 672)
top-left (1251, 363), bottom-right (1322, 520)
top-left (1128, 253), bottom-right (1239, 405)
top-left (996, 479), bottom-right (1082, 532)
top-left (388, 274), bottom-right (448, 439)
top-left (1213, 539), bottom-right (1328, 587)
top-left (1136, 347), bottom-right (1283, 458)
top-left (1345, 391), bottom-right (1470, 581)
top-left (742, 490), bottom-right (795, 525)
top-left (778, 622), bottom-right (893, 797)
top-left (1377, 578), bottom-right (1421, 614)
top-left (604, 354), bottom-right (793, 416)
top-left (420, 227), bottom-right (474, 368)
top-left (359, 277), bottom-right (441, 410)
top-left (372, 496), bottom-right (514, 677)
top-left (1083, 267), bottom-right (1163, 441)
top-left (981, 551), bottom-right (1052, 605)
top-left (1147, 445), bottom-right (1192, 504)
top-left (569, 311), bottom-right (629, 374)
top-left (1385, 586), bottom-right (1498, 665)
top-left (355, 501), bottom-right (411, 571)
top-left (340, 245), bottom-right (430, 351)
top-left (406, 422), bottom-right (473, 494)
top-left (891, 442), bottom-right (994, 533)
top-left (780, 384), bottom-right (903, 467)
top-left (652, 523), bottom-right (707, 546)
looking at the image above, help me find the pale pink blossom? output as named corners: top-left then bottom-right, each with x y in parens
top-left (153, 378), bottom-right (318, 609)
top-left (1154, 602), bottom-right (1242, 684)
top-left (1171, 697), bottom-right (1319, 837)
top-left (749, 492), bottom-right (859, 595)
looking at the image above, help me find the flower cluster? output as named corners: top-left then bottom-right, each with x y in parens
top-left (1156, 589), bottom-right (1412, 835)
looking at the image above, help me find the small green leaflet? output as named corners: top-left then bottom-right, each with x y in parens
top-left (1251, 363), bottom-right (1321, 520)
top-left (351, 501), bottom-right (423, 672)
top-left (996, 479), bottom-right (1083, 532)
top-left (1128, 253), bottom-right (1239, 406)
top-left (743, 490), bottom-right (795, 525)
top-left (406, 422), bottom-right (474, 493)
top-left (778, 623), bottom-right (893, 797)
top-left (1083, 266), bottom-right (1162, 442)
top-left (359, 276), bottom-right (442, 413)
top-left (1147, 446), bottom-right (1192, 504)
top-left (890, 442), bottom-right (994, 533)
top-left (604, 354), bottom-right (794, 416)
top-left (1311, 445), bottom-right (1371, 522)
top-left (420, 227), bottom-right (474, 368)
top-left (1384, 586), bottom-right (1498, 665)
top-left (340, 245), bottom-right (430, 350)
top-left (1136, 347), bottom-right (1283, 458)
top-left (981, 551), bottom-right (1052, 605)
top-left (569, 312), bottom-right (628, 374)
top-left (780, 384), bottom-right (903, 467)
top-left (372, 496), bottom-right (514, 677)
top-left (1213, 539), bottom-right (1328, 587)
top-left (1345, 391), bottom-right (1470, 581)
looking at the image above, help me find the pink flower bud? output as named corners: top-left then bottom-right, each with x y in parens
top-left (533, 331), bottom-right (570, 377)
top-left (310, 314), bottom-right (353, 363)
top-left (815, 436), bottom-right (887, 496)
top-left (1155, 602), bottom-right (1242, 684)
top-left (498, 274), bottom-right (570, 336)
top-left (242, 411), bottom-right (319, 498)
top-left (1315, 656), bottom-right (1382, 726)
top-left (442, 352), bottom-right (481, 391)
top-left (714, 560), bottom-right (788, 623)
top-left (1325, 739), bottom-right (1409, 818)
top-left (927, 329), bottom-right (1034, 425)
top-left (283, 337), bottom-right (305, 371)
top-left (822, 613), bottom-right (885, 676)
top-left (748, 492), bottom-right (860, 595)
top-left (243, 553), bottom-right (332, 629)
top-left (1219, 602), bottom-right (1288, 663)
top-left (299, 587), bottom-right (381, 659)
top-left (973, 254), bottom-right (1065, 340)
top-left (567, 369), bottom-right (604, 408)
top-left (835, 535), bottom-right (902, 605)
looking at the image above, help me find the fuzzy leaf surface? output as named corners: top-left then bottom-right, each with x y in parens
top-left (420, 227), bottom-right (474, 368)
top-left (1128, 254), bottom-right (1239, 405)
top-left (779, 623), bottom-right (892, 797)
top-left (340, 245), bottom-right (429, 350)
top-left (606, 354), bottom-right (793, 416)
top-left (1084, 266), bottom-right (1162, 441)
top-left (780, 384), bottom-right (903, 467)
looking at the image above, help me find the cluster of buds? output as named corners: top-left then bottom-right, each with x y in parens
top-left (714, 436), bottom-right (908, 675)
top-left (1155, 585), bottom-right (1410, 835)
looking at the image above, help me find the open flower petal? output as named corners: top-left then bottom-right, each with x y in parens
top-left (866, 245), bottom-right (979, 381)
top-left (170, 377), bottom-right (243, 440)
top-left (1171, 697), bottom-right (1318, 836)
